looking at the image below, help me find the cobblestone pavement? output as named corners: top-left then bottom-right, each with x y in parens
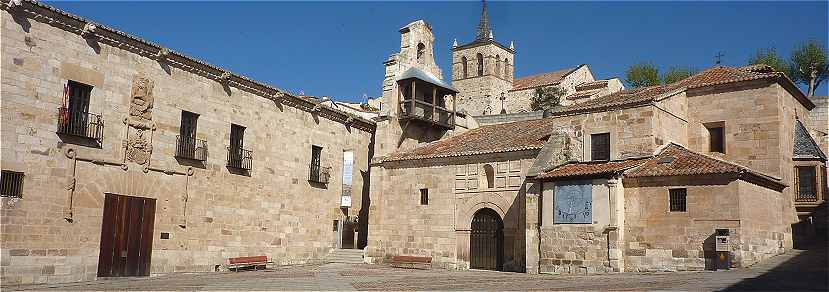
top-left (5, 245), bottom-right (826, 291)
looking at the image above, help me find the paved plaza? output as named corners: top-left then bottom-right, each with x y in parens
top-left (4, 245), bottom-right (826, 291)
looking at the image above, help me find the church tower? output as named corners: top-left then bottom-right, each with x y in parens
top-left (451, 0), bottom-right (515, 116)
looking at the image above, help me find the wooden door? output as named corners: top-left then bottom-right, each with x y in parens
top-left (470, 208), bottom-right (503, 271)
top-left (97, 194), bottom-right (156, 277)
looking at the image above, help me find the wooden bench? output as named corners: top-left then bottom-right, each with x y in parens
top-left (227, 255), bottom-right (270, 272)
top-left (389, 255), bottom-right (432, 269)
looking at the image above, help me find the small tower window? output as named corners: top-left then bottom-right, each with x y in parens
top-left (476, 53), bottom-right (484, 77)
top-left (416, 43), bottom-right (426, 61)
top-left (504, 58), bottom-right (510, 80)
top-left (420, 188), bottom-right (429, 205)
top-left (495, 55), bottom-right (501, 78)
top-left (461, 56), bottom-right (468, 79)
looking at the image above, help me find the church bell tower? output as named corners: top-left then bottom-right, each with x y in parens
top-left (451, 0), bottom-right (515, 116)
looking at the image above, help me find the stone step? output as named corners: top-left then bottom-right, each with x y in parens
top-left (326, 249), bottom-right (365, 264)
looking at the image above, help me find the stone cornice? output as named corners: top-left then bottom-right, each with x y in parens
top-left (2, 0), bottom-right (376, 133)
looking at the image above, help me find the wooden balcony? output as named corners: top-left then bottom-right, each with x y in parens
top-left (400, 99), bottom-right (455, 129)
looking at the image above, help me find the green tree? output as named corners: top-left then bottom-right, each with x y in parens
top-left (789, 40), bottom-right (828, 96)
top-left (624, 63), bottom-right (660, 88)
top-left (661, 66), bottom-right (696, 84)
top-left (748, 48), bottom-right (789, 73)
top-left (531, 86), bottom-right (566, 111)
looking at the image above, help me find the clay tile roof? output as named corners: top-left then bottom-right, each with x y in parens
top-left (382, 118), bottom-right (558, 162)
top-left (566, 89), bottom-right (600, 100)
top-left (534, 158), bottom-right (650, 179)
top-left (549, 65), bottom-right (797, 116)
top-left (575, 80), bottom-right (609, 91)
top-left (625, 144), bottom-right (782, 186)
top-left (510, 67), bottom-right (577, 91)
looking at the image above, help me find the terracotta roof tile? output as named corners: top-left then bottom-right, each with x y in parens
top-left (510, 67), bottom-right (577, 91)
top-left (535, 143), bottom-right (784, 190)
top-left (382, 118), bottom-right (558, 161)
top-left (534, 158), bottom-right (650, 179)
top-left (550, 65), bottom-right (790, 116)
top-left (625, 144), bottom-right (781, 185)
top-left (575, 80), bottom-right (609, 91)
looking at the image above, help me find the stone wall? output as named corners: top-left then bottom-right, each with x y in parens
top-left (547, 106), bottom-right (659, 161)
top-left (623, 175), bottom-right (786, 272)
top-left (366, 152), bottom-right (534, 272)
top-left (1, 6), bottom-right (373, 285)
top-left (808, 95), bottom-right (828, 155)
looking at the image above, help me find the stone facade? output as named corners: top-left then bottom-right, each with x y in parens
top-left (365, 152), bottom-right (535, 272)
top-left (1, 2), bottom-right (373, 286)
top-left (451, 40), bottom-right (515, 116)
top-left (809, 95), bottom-right (828, 154)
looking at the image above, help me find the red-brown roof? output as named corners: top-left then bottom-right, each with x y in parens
top-left (382, 118), bottom-right (558, 162)
top-left (534, 158), bottom-right (650, 179)
top-left (550, 65), bottom-right (810, 116)
top-left (535, 143), bottom-right (785, 190)
top-left (510, 67), bottom-right (578, 91)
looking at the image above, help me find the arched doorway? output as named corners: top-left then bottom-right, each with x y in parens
top-left (470, 208), bottom-right (503, 271)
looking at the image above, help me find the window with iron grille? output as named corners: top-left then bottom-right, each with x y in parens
top-left (591, 133), bottom-right (610, 161)
top-left (227, 124), bottom-right (251, 170)
top-left (57, 80), bottom-right (103, 141)
top-left (420, 188), bottom-right (429, 205)
top-left (706, 123), bottom-right (725, 154)
top-left (310, 145), bottom-right (323, 182)
top-left (669, 188), bottom-right (687, 212)
top-left (796, 166), bottom-right (818, 201)
top-left (1, 170), bottom-right (24, 198)
top-left (176, 111), bottom-right (207, 161)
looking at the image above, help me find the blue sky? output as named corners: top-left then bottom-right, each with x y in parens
top-left (48, 1), bottom-right (829, 102)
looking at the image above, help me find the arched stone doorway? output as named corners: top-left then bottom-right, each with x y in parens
top-left (470, 208), bottom-right (503, 271)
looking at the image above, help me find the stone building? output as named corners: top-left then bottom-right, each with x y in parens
top-left (1, 1), bottom-right (374, 285)
top-left (2, 0), bottom-right (828, 286)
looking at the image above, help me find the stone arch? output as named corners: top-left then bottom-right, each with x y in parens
top-left (457, 192), bottom-right (511, 230)
top-left (495, 55), bottom-right (501, 78)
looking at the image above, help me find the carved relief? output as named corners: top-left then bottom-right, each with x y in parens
top-left (123, 75), bottom-right (155, 165)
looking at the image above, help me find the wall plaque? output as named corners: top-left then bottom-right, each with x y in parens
top-left (554, 180), bottom-right (593, 224)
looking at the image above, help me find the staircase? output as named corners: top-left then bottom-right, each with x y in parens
top-left (326, 248), bottom-right (365, 264)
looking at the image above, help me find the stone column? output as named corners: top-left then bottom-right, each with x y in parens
top-left (525, 182), bottom-right (541, 274)
top-left (606, 178), bottom-right (624, 272)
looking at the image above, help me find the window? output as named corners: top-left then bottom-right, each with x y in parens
top-left (796, 166), bottom-right (818, 201)
top-left (420, 188), bottom-right (429, 205)
top-left (57, 80), bottom-right (102, 141)
top-left (310, 145), bottom-right (323, 182)
top-left (0, 170), bottom-right (24, 198)
top-left (483, 164), bottom-right (495, 189)
top-left (706, 123), bottom-right (725, 154)
top-left (416, 43), bottom-right (426, 61)
top-left (591, 133), bottom-right (610, 161)
top-left (504, 58), bottom-right (510, 80)
top-left (461, 56), bottom-right (468, 78)
top-left (476, 53), bottom-right (484, 76)
top-left (669, 188), bottom-right (687, 212)
top-left (227, 124), bottom-right (251, 170)
top-left (495, 55), bottom-right (501, 78)
top-left (176, 111), bottom-right (206, 161)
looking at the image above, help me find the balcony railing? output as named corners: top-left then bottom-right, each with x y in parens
top-left (400, 99), bottom-right (454, 128)
top-left (795, 192), bottom-right (819, 203)
top-left (57, 107), bottom-right (103, 142)
top-left (226, 146), bottom-right (252, 170)
top-left (175, 135), bottom-right (208, 161)
top-left (310, 165), bottom-right (331, 183)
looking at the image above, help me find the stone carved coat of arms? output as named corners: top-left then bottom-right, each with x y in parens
top-left (124, 76), bottom-right (155, 165)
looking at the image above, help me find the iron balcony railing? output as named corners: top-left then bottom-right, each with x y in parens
top-left (57, 107), bottom-right (103, 142)
top-left (795, 192), bottom-right (819, 202)
top-left (309, 165), bottom-right (331, 183)
top-left (226, 146), bottom-right (253, 170)
top-left (400, 99), bottom-right (454, 128)
top-left (175, 135), bottom-right (208, 161)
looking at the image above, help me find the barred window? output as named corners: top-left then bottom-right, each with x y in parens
top-left (420, 188), bottom-right (428, 205)
top-left (796, 166), bottom-right (818, 201)
top-left (1, 170), bottom-right (24, 198)
top-left (591, 133), bottom-right (610, 161)
top-left (669, 188), bottom-right (687, 212)
top-left (310, 145), bottom-right (322, 182)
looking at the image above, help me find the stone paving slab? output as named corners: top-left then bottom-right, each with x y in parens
top-left (3, 247), bottom-right (826, 291)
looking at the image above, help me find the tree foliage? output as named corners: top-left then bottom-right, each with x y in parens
top-left (661, 66), bottom-right (696, 84)
top-left (748, 48), bottom-right (789, 73)
top-left (624, 63), bottom-right (661, 88)
top-left (789, 40), bottom-right (828, 96)
top-left (530, 86), bottom-right (566, 111)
